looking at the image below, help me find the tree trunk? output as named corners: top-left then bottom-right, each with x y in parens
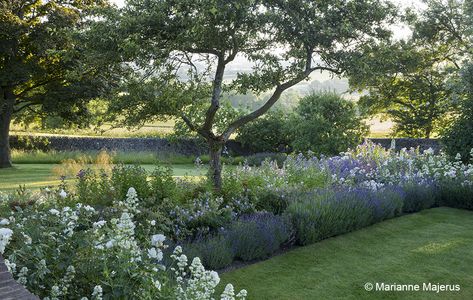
top-left (0, 88), bottom-right (14, 168)
top-left (208, 140), bottom-right (223, 192)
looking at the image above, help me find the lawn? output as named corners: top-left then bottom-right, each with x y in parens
top-left (0, 163), bottom-right (205, 190)
top-left (221, 208), bottom-right (473, 300)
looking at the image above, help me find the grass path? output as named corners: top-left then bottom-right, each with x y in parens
top-left (221, 208), bottom-right (473, 299)
top-left (0, 164), bottom-right (205, 190)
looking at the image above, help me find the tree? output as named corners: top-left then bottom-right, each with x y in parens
top-left (440, 0), bottom-right (473, 160)
top-left (349, 0), bottom-right (470, 138)
top-left (289, 92), bottom-right (368, 155)
top-left (0, 0), bottom-right (121, 168)
top-left (236, 109), bottom-right (292, 153)
top-left (107, 0), bottom-right (396, 190)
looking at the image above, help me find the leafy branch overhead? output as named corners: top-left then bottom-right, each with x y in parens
top-left (107, 0), bottom-right (396, 141)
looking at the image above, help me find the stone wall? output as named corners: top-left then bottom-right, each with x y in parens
top-left (10, 135), bottom-right (442, 156)
top-left (0, 255), bottom-right (38, 299)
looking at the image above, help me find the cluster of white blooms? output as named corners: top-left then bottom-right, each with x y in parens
top-left (171, 246), bottom-right (247, 300)
top-left (221, 284), bottom-right (247, 300)
top-left (2, 187), bottom-right (247, 300)
top-left (0, 227), bottom-right (13, 254)
top-left (148, 234), bottom-right (165, 261)
top-left (92, 285), bottom-right (103, 300)
top-left (116, 187), bottom-right (140, 214)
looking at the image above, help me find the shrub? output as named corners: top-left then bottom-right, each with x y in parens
top-left (401, 181), bottom-right (438, 213)
top-left (441, 62), bottom-right (473, 163)
top-left (149, 165), bottom-right (177, 202)
top-left (437, 179), bottom-right (473, 210)
top-left (76, 169), bottom-right (115, 206)
top-left (227, 212), bottom-right (292, 261)
top-left (111, 165), bottom-right (151, 199)
top-left (184, 235), bottom-right (234, 270)
top-left (289, 92), bottom-right (368, 155)
top-left (286, 186), bottom-right (403, 245)
top-left (236, 109), bottom-right (292, 153)
top-left (441, 115), bottom-right (473, 163)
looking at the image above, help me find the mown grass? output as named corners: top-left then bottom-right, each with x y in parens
top-left (11, 150), bottom-right (248, 165)
top-left (0, 163), bottom-right (206, 190)
top-left (221, 208), bottom-right (473, 300)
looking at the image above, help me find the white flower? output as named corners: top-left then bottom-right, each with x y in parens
top-left (126, 187), bottom-right (137, 198)
top-left (154, 280), bottom-right (162, 290)
top-left (148, 247), bottom-right (163, 261)
top-left (0, 219), bottom-right (9, 226)
top-left (49, 208), bottom-right (60, 216)
top-left (0, 228), bottom-right (13, 254)
top-left (92, 285), bottom-right (103, 300)
top-left (84, 205), bottom-right (95, 212)
top-left (93, 221), bottom-right (107, 228)
top-left (105, 240), bottom-right (114, 249)
top-left (59, 189), bottom-right (68, 199)
top-left (150, 220), bottom-right (156, 226)
top-left (221, 284), bottom-right (235, 300)
top-left (151, 234), bottom-right (166, 247)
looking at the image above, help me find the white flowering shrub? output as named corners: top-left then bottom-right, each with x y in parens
top-left (1, 188), bottom-right (247, 300)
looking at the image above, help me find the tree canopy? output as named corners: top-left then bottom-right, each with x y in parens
top-left (102, 0), bottom-right (397, 189)
top-left (348, 0), bottom-right (471, 138)
top-left (0, 0), bottom-right (124, 167)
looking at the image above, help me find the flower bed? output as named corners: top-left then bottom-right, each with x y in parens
top-left (1, 141), bottom-right (472, 298)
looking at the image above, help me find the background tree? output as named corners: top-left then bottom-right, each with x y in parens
top-left (236, 109), bottom-right (292, 153)
top-left (106, 0), bottom-right (396, 190)
top-left (289, 92), bottom-right (368, 155)
top-left (440, 0), bottom-right (473, 160)
top-left (0, 0), bottom-right (122, 168)
top-left (348, 0), bottom-right (470, 138)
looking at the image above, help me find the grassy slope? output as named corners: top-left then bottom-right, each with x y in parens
top-left (0, 164), bottom-right (205, 190)
top-left (221, 208), bottom-right (473, 300)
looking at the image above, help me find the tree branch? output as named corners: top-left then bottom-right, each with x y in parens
top-left (201, 55), bottom-right (226, 134)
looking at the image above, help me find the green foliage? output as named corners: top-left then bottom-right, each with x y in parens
top-left (149, 166), bottom-right (177, 202)
top-left (10, 135), bottom-right (51, 152)
top-left (437, 179), bottom-right (473, 210)
top-left (442, 64), bottom-right (473, 162)
top-left (111, 165), bottom-right (151, 199)
top-left (236, 109), bottom-right (292, 153)
top-left (0, 0), bottom-right (122, 127)
top-left (349, 0), bottom-right (471, 138)
top-left (289, 92), bottom-right (368, 155)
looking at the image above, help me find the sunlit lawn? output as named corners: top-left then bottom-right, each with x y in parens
top-left (0, 163), bottom-right (206, 190)
top-left (221, 208), bottom-right (473, 300)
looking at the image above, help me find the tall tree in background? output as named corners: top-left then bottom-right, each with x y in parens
top-left (349, 0), bottom-right (469, 138)
top-left (0, 0), bottom-right (122, 168)
top-left (106, 0), bottom-right (396, 191)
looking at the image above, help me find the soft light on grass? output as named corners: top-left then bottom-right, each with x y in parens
top-left (220, 208), bottom-right (473, 300)
top-left (0, 163), bottom-right (207, 190)
top-left (11, 150), bottom-right (197, 165)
